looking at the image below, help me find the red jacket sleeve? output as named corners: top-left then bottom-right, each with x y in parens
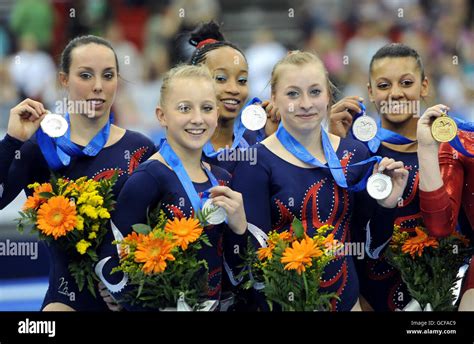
top-left (419, 143), bottom-right (463, 237)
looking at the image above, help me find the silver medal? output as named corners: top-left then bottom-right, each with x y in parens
top-left (202, 198), bottom-right (227, 225)
top-left (352, 115), bottom-right (377, 142)
top-left (40, 113), bottom-right (68, 138)
top-left (241, 104), bottom-right (267, 131)
top-left (366, 173), bottom-right (392, 200)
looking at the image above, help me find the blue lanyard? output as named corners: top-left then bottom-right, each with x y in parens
top-left (352, 103), bottom-right (415, 153)
top-left (450, 116), bottom-right (474, 158)
top-left (352, 102), bottom-right (414, 152)
top-left (36, 113), bottom-right (113, 170)
top-left (202, 97), bottom-right (263, 158)
top-left (159, 139), bottom-right (219, 213)
top-left (276, 124), bottom-right (381, 192)
top-left (366, 120), bottom-right (416, 153)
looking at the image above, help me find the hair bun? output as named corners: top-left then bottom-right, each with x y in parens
top-left (189, 21), bottom-right (225, 47)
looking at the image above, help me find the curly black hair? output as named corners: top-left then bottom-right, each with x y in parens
top-left (188, 21), bottom-right (247, 66)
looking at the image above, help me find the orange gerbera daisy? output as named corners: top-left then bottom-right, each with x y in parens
top-left (258, 245), bottom-right (274, 261)
top-left (281, 237), bottom-right (323, 274)
top-left (124, 231), bottom-right (145, 245)
top-left (23, 183), bottom-right (53, 210)
top-left (37, 196), bottom-right (77, 239)
top-left (135, 236), bottom-right (175, 274)
top-left (164, 217), bottom-right (203, 250)
top-left (119, 232), bottom-right (146, 258)
top-left (402, 227), bottom-right (439, 258)
top-left (278, 231), bottom-right (292, 241)
top-left (258, 230), bottom-right (293, 261)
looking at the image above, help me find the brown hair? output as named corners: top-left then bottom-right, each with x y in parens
top-left (60, 35), bottom-right (119, 74)
top-left (270, 50), bottom-right (337, 106)
top-left (159, 64), bottom-right (215, 106)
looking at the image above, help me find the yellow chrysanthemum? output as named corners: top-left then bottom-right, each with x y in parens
top-left (37, 196), bottom-right (77, 239)
top-left (317, 224), bottom-right (333, 235)
top-left (164, 217), bottom-right (203, 250)
top-left (281, 237), bottom-right (323, 275)
top-left (97, 208), bottom-right (110, 219)
top-left (76, 239), bottom-right (91, 255)
top-left (391, 225), bottom-right (409, 247)
top-left (80, 204), bottom-right (99, 219)
top-left (76, 215), bottom-right (84, 231)
top-left (88, 232), bottom-right (97, 240)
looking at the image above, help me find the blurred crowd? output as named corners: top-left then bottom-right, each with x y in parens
top-left (0, 0), bottom-right (472, 141)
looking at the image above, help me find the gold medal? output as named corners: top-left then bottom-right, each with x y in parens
top-left (431, 113), bottom-right (457, 143)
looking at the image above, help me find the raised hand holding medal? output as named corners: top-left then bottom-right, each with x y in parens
top-left (206, 185), bottom-right (247, 235)
top-left (416, 104), bottom-right (454, 145)
top-left (368, 158), bottom-right (409, 208)
top-left (7, 98), bottom-right (48, 142)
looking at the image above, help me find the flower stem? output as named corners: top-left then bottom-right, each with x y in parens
top-left (303, 271), bottom-right (309, 306)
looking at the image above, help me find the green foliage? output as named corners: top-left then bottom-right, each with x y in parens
top-left (114, 208), bottom-right (212, 310)
top-left (15, 172), bottom-right (118, 297)
top-left (386, 227), bottom-right (473, 311)
top-left (239, 219), bottom-right (339, 311)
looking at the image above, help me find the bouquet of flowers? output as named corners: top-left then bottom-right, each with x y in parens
top-left (112, 208), bottom-right (215, 311)
top-left (242, 218), bottom-right (342, 311)
top-left (17, 174), bottom-right (117, 297)
top-left (385, 225), bottom-right (472, 311)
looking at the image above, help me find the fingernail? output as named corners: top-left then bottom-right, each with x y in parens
top-left (378, 166), bottom-right (385, 173)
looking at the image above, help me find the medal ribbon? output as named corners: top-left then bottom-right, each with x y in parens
top-left (449, 116), bottom-right (474, 158)
top-left (36, 113), bottom-right (113, 170)
top-left (202, 97), bottom-right (263, 158)
top-left (351, 103), bottom-right (415, 153)
top-left (276, 123), bottom-right (381, 191)
top-left (160, 139), bottom-right (219, 213)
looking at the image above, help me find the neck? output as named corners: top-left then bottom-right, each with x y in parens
top-left (381, 116), bottom-right (418, 140)
top-left (211, 117), bottom-right (235, 150)
top-left (284, 124), bottom-right (323, 157)
top-left (167, 138), bottom-right (203, 173)
top-left (69, 112), bottom-right (110, 145)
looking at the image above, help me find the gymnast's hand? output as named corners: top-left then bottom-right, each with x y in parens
top-left (373, 157), bottom-right (409, 209)
top-left (329, 96), bottom-right (364, 138)
top-left (415, 104), bottom-right (450, 147)
top-left (7, 98), bottom-right (48, 142)
top-left (262, 100), bottom-right (281, 136)
top-left (208, 185), bottom-right (247, 235)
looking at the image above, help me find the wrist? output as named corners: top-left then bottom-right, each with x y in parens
top-left (231, 221), bottom-right (247, 235)
top-left (5, 133), bottom-right (26, 145)
top-left (417, 141), bottom-right (439, 150)
top-left (6, 131), bottom-right (27, 143)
